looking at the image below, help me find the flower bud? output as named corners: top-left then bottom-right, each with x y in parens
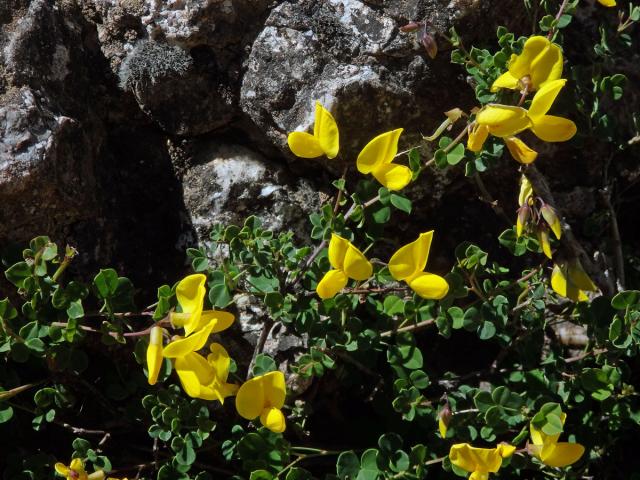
top-left (540, 204), bottom-right (562, 239)
top-left (399, 21), bottom-right (421, 33)
top-left (420, 32), bottom-right (438, 59)
top-left (438, 404), bottom-right (452, 438)
top-left (445, 108), bottom-right (464, 123)
top-left (516, 204), bottom-right (530, 237)
top-left (537, 227), bottom-right (552, 259)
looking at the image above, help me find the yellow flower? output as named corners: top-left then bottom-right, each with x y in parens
top-left (551, 260), bottom-right (597, 302)
top-left (388, 231), bottom-right (449, 300)
top-left (170, 274), bottom-right (235, 336)
top-left (438, 404), bottom-right (451, 438)
top-left (54, 459), bottom-right (104, 480)
top-left (356, 129), bottom-right (412, 191)
top-left (529, 412), bottom-right (585, 467)
top-left (173, 343), bottom-right (238, 403)
top-left (316, 234), bottom-right (373, 299)
top-left (287, 101), bottom-right (339, 159)
top-left (449, 443), bottom-right (515, 480)
top-left (468, 79), bottom-right (576, 163)
top-left (146, 325), bottom-right (164, 385)
top-left (236, 371), bottom-right (287, 433)
top-left (598, 0), bottom-right (616, 6)
top-left (492, 36), bottom-right (563, 92)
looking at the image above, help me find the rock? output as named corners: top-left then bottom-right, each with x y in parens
top-left (118, 40), bottom-right (235, 135)
top-left (240, 0), bottom-right (483, 168)
top-left (181, 142), bottom-right (323, 243)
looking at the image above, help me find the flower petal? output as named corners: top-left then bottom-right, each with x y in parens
top-left (538, 228), bottom-right (552, 259)
top-left (176, 274), bottom-right (207, 336)
top-left (343, 243), bottom-right (373, 281)
top-left (260, 406), bottom-right (286, 433)
top-left (528, 79), bottom-right (567, 119)
top-left (408, 272), bottom-right (449, 300)
top-left (316, 269), bottom-right (348, 299)
top-left (287, 132), bottom-right (324, 158)
top-left (262, 371), bottom-right (286, 409)
top-left (207, 342), bottom-right (231, 381)
top-left (356, 129), bottom-right (403, 174)
top-left (508, 36), bottom-right (549, 81)
top-left (518, 175), bottom-right (533, 207)
top-left (55, 463), bottom-right (70, 475)
top-left (568, 260), bottom-right (597, 291)
top-left (504, 136), bottom-right (538, 164)
top-left (236, 376), bottom-right (265, 420)
top-left (530, 115), bottom-right (576, 142)
top-left (163, 321), bottom-right (215, 358)
top-left (313, 101), bottom-right (339, 159)
top-left (467, 124), bottom-right (489, 152)
top-left (531, 43), bottom-right (563, 90)
top-left (328, 233), bottom-right (349, 270)
top-left (388, 231), bottom-right (433, 281)
top-left (449, 443), bottom-right (503, 474)
top-left (476, 105), bottom-right (530, 137)
top-left (490, 71), bottom-right (520, 92)
top-left (540, 442), bottom-right (585, 468)
top-left (372, 163), bottom-right (412, 191)
top-left (146, 326), bottom-right (164, 385)
top-left (597, 0), bottom-right (616, 6)
top-left (551, 263), bottom-right (585, 302)
top-left (175, 354), bottom-right (208, 398)
top-left (198, 310), bottom-right (235, 333)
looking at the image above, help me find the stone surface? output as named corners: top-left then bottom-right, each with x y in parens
top-left (181, 142), bottom-right (322, 243)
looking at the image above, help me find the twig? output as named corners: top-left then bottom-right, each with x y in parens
top-left (525, 164), bottom-right (612, 295)
top-left (472, 173), bottom-right (513, 226)
top-left (547, 0), bottom-right (570, 39)
top-left (381, 318), bottom-right (435, 337)
top-left (247, 318), bottom-right (275, 380)
top-left (563, 348), bottom-right (608, 364)
top-left (600, 187), bottom-right (625, 291)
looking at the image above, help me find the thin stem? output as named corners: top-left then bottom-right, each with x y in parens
top-left (547, 0), bottom-right (570, 39)
top-left (601, 187), bottom-right (625, 291)
top-left (381, 318), bottom-right (435, 337)
top-left (472, 173), bottom-right (513, 226)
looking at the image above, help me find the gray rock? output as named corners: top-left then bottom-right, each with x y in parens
top-left (119, 40), bottom-right (235, 135)
top-left (181, 142), bottom-right (322, 243)
top-left (240, 0), bottom-right (478, 166)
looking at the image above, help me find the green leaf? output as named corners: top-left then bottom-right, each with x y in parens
top-left (390, 194), bottom-right (412, 214)
top-left (358, 449), bottom-right (380, 480)
top-left (611, 290), bottom-right (640, 309)
top-left (0, 405), bottom-right (14, 423)
top-left (5, 262), bottom-right (31, 288)
top-left (93, 269), bottom-right (119, 298)
top-left (371, 206), bottom-right (391, 224)
top-left (446, 143), bottom-right (465, 165)
top-left (383, 296), bottom-right (405, 316)
top-left (253, 354), bottom-right (277, 376)
top-left (337, 451), bottom-right (360, 479)
top-left (478, 321), bottom-right (496, 340)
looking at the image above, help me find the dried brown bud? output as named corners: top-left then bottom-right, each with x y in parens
top-left (399, 21), bottom-right (421, 33)
top-left (420, 32), bottom-right (438, 59)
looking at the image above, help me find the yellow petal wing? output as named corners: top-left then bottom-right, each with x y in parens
top-left (531, 42), bottom-right (563, 90)
top-left (162, 321), bottom-right (214, 358)
top-left (316, 269), bottom-right (348, 299)
top-left (551, 263), bottom-right (582, 301)
top-left (314, 102), bottom-right (339, 159)
top-left (508, 36), bottom-right (549, 81)
top-left (287, 131), bottom-right (324, 158)
top-left (388, 231), bottom-right (433, 281)
top-left (530, 115), bottom-right (576, 142)
top-left (528, 79), bottom-right (567, 119)
top-left (467, 124), bottom-right (490, 152)
top-left (476, 105), bottom-right (530, 137)
top-left (356, 129), bottom-right (403, 174)
top-left (490, 71), bottom-right (519, 92)
top-left (328, 233), bottom-right (349, 270)
top-left (199, 310), bottom-right (235, 333)
top-left (408, 272), bottom-right (449, 300)
top-left (262, 371), bottom-right (286, 409)
top-left (260, 406), bottom-right (286, 433)
top-left (540, 442), bottom-right (585, 468)
top-left (568, 260), bottom-right (597, 291)
top-left (372, 163), bottom-right (412, 191)
top-left (504, 136), bottom-right (538, 164)
top-left (343, 243), bottom-right (373, 281)
top-left (236, 376), bottom-right (265, 420)
top-left (207, 342), bottom-right (231, 381)
top-left (176, 274), bottom-right (207, 336)
top-left (597, 0), bottom-right (616, 6)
